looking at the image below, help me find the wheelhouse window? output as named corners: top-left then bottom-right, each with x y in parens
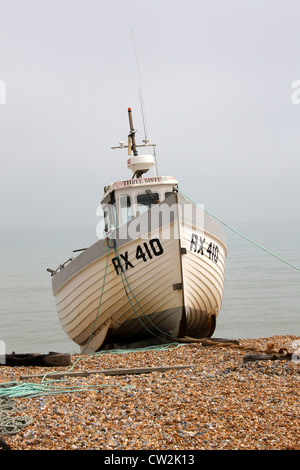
top-left (164, 191), bottom-right (172, 200)
top-left (103, 203), bottom-right (116, 232)
top-left (102, 191), bottom-right (117, 233)
top-left (119, 195), bottom-right (134, 225)
top-left (104, 210), bottom-right (109, 232)
top-left (137, 191), bottom-right (159, 215)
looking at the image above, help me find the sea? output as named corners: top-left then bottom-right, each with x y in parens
top-left (0, 220), bottom-right (299, 355)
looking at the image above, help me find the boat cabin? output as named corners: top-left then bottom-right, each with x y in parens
top-left (100, 175), bottom-right (178, 233)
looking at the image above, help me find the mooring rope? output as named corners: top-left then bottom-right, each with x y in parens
top-left (79, 240), bottom-right (112, 354)
top-left (177, 189), bottom-right (300, 272)
top-left (79, 233), bottom-right (176, 356)
top-left (112, 240), bottom-right (179, 341)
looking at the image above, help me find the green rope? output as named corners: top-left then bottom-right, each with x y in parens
top-left (178, 189), bottom-right (300, 272)
top-left (90, 342), bottom-right (180, 356)
top-left (79, 231), bottom-right (178, 355)
top-left (0, 381), bottom-right (131, 399)
top-left (34, 240), bottom-right (112, 381)
top-left (0, 343), bottom-right (180, 399)
top-left (112, 241), bottom-right (178, 341)
top-left (79, 241), bottom-right (112, 354)
top-left (42, 342), bottom-right (180, 383)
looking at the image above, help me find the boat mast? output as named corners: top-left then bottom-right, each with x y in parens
top-left (128, 107), bottom-right (138, 156)
top-left (111, 107), bottom-right (157, 179)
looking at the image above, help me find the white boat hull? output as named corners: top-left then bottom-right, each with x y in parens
top-left (52, 193), bottom-right (227, 353)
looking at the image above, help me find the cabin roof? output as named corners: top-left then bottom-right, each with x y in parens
top-left (101, 176), bottom-right (178, 202)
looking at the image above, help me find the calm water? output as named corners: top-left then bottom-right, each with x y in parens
top-left (0, 221), bottom-right (299, 354)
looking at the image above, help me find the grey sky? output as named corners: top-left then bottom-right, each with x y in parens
top-left (0, 0), bottom-right (300, 231)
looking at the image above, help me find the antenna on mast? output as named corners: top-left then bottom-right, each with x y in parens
top-left (111, 107), bottom-right (156, 178)
top-left (132, 29), bottom-right (158, 177)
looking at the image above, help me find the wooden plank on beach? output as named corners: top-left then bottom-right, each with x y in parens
top-left (175, 336), bottom-right (240, 346)
top-left (20, 364), bottom-right (193, 380)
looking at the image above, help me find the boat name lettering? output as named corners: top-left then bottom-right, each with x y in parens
top-left (190, 233), bottom-right (219, 263)
top-left (122, 177), bottom-right (167, 186)
top-left (112, 238), bottom-right (164, 275)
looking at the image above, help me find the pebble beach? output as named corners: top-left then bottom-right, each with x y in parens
top-left (0, 335), bottom-right (299, 451)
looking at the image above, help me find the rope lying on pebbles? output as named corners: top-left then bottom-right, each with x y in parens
top-left (0, 335), bottom-right (299, 450)
top-left (0, 397), bottom-right (32, 436)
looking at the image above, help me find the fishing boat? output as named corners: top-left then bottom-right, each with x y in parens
top-left (48, 108), bottom-right (227, 353)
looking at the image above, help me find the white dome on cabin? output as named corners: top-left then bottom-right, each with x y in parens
top-left (127, 155), bottom-right (155, 175)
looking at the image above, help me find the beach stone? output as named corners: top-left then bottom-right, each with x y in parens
top-left (0, 436), bottom-right (11, 450)
top-left (0, 335), bottom-right (299, 450)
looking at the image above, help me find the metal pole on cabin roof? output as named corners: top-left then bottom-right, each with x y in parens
top-left (128, 107), bottom-right (138, 156)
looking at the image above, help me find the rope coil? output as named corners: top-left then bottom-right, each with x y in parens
top-left (0, 397), bottom-right (32, 435)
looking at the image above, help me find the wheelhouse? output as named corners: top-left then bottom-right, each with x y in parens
top-left (100, 176), bottom-right (178, 234)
